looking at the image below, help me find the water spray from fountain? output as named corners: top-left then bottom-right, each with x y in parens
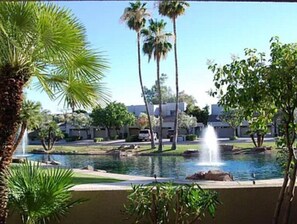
top-left (14, 129), bottom-right (29, 158)
top-left (198, 125), bottom-right (223, 166)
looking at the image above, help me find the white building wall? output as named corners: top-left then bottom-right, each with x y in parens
top-left (128, 102), bottom-right (187, 117)
top-left (162, 102), bottom-right (187, 116)
top-left (127, 104), bottom-right (154, 117)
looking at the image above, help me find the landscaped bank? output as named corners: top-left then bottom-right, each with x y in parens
top-left (28, 142), bottom-right (276, 156)
top-left (7, 182), bottom-right (297, 224)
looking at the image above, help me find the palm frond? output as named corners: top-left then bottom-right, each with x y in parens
top-left (7, 161), bottom-right (80, 224)
top-left (121, 1), bottom-right (150, 33)
top-left (0, 2), bottom-right (109, 113)
top-left (142, 19), bottom-right (172, 62)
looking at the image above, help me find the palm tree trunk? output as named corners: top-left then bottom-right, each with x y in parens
top-left (0, 65), bottom-right (27, 224)
top-left (171, 18), bottom-right (179, 150)
top-left (137, 32), bottom-right (155, 149)
top-left (157, 58), bottom-right (163, 151)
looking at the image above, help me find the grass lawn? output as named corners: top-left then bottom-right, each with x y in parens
top-left (27, 145), bottom-right (114, 154)
top-left (10, 164), bottom-right (123, 184)
top-left (27, 140), bottom-right (277, 156)
top-left (231, 141), bottom-right (276, 149)
top-left (72, 173), bottom-right (123, 184)
top-left (133, 144), bottom-right (200, 155)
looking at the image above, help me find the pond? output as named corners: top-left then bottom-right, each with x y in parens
top-left (30, 153), bottom-right (282, 181)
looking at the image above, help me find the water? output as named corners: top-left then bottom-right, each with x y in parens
top-left (198, 125), bottom-right (223, 166)
top-left (14, 129), bottom-right (31, 158)
top-left (29, 154), bottom-right (282, 181)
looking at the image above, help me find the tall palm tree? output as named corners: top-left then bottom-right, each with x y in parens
top-left (121, 1), bottom-right (156, 149)
top-left (158, 0), bottom-right (189, 150)
top-left (37, 49), bottom-right (110, 113)
top-left (0, 2), bottom-right (107, 223)
top-left (142, 19), bottom-right (172, 151)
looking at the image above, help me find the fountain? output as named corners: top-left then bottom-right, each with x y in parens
top-left (198, 125), bottom-right (223, 166)
top-left (14, 129), bottom-right (31, 158)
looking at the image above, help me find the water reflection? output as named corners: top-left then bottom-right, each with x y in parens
top-left (30, 154), bottom-right (282, 181)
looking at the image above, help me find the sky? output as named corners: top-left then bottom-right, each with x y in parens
top-left (26, 1), bottom-right (297, 113)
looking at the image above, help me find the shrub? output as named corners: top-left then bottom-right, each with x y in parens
top-left (94, 137), bottom-right (104, 143)
top-left (65, 136), bottom-right (82, 142)
top-left (229, 136), bottom-right (237, 140)
top-left (124, 183), bottom-right (220, 224)
top-left (6, 161), bottom-right (82, 224)
top-left (186, 134), bottom-right (197, 141)
top-left (110, 135), bottom-right (119, 140)
top-left (125, 135), bottom-right (139, 142)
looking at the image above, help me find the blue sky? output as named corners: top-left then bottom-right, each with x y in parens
top-left (26, 1), bottom-right (297, 113)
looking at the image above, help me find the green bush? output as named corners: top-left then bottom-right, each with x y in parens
top-left (229, 136), bottom-right (237, 140)
top-left (65, 136), bottom-right (82, 142)
top-left (6, 161), bottom-right (82, 224)
top-left (110, 135), bottom-right (119, 140)
top-left (94, 137), bottom-right (104, 143)
top-left (125, 135), bottom-right (139, 142)
top-left (186, 134), bottom-right (197, 141)
top-left (124, 183), bottom-right (220, 224)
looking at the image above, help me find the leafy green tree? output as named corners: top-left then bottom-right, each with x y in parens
top-left (142, 20), bottom-right (172, 151)
top-left (6, 161), bottom-right (80, 224)
top-left (121, 1), bottom-right (156, 148)
top-left (54, 111), bottom-right (73, 133)
top-left (219, 109), bottom-right (244, 138)
top-left (0, 2), bottom-right (107, 221)
top-left (246, 112), bottom-right (273, 147)
top-left (158, 0), bottom-right (189, 150)
top-left (136, 112), bottom-right (159, 130)
top-left (265, 38), bottom-right (297, 224)
top-left (209, 48), bottom-right (274, 147)
top-left (209, 37), bottom-right (297, 223)
top-left (68, 112), bottom-right (92, 139)
top-left (178, 90), bottom-right (197, 105)
top-left (91, 102), bottom-right (135, 139)
top-left (143, 73), bottom-right (175, 104)
top-left (178, 112), bottom-right (197, 134)
top-left (186, 104), bottom-right (209, 125)
top-left (143, 74), bottom-right (196, 105)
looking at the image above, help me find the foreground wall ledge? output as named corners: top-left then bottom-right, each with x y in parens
top-left (71, 178), bottom-right (285, 191)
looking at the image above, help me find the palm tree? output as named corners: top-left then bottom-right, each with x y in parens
top-left (0, 2), bottom-right (107, 223)
top-left (13, 100), bottom-right (42, 152)
top-left (158, 0), bottom-right (189, 150)
top-left (121, 1), bottom-right (156, 149)
top-left (39, 49), bottom-right (110, 113)
top-left (142, 19), bottom-right (172, 151)
top-left (6, 161), bottom-right (80, 224)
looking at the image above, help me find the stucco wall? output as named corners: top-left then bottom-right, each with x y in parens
top-left (8, 186), bottom-right (297, 224)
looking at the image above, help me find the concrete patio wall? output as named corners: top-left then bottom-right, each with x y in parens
top-left (8, 186), bottom-right (297, 224)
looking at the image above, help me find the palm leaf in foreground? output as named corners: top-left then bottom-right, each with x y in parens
top-left (6, 161), bottom-right (81, 224)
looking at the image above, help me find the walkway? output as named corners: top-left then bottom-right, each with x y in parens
top-left (49, 137), bottom-right (276, 147)
top-left (71, 168), bottom-right (284, 191)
